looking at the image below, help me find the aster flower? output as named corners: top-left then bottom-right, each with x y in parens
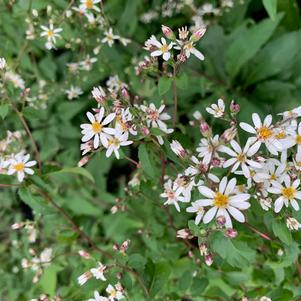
top-left (90, 262), bottom-right (106, 281)
top-left (286, 217), bottom-right (301, 230)
top-left (80, 55), bottom-right (97, 71)
top-left (80, 108), bottom-right (116, 149)
top-left (102, 28), bottom-right (120, 47)
top-left (106, 284), bottom-right (124, 301)
top-left (105, 131), bottom-right (133, 159)
top-left (7, 152), bottom-right (36, 182)
top-left (77, 271), bottom-right (92, 286)
top-left (186, 201), bottom-right (205, 225)
top-left (80, 0), bottom-right (101, 12)
top-left (115, 108), bottom-right (137, 137)
top-left (196, 135), bottom-right (222, 165)
top-left (40, 23), bottom-right (62, 49)
top-left (150, 37), bottom-right (174, 61)
top-left (170, 140), bottom-right (186, 158)
top-left (240, 113), bottom-right (283, 155)
top-left (206, 98), bottom-right (225, 118)
top-left (88, 291), bottom-right (108, 301)
top-left (92, 86), bottom-right (106, 103)
top-left (65, 85), bottom-right (83, 100)
top-left (197, 177), bottom-right (251, 228)
top-left (219, 138), bottom-right (262, 178)
top-left (106, 75), bottom-right (128, 93)
top-left (268, 178), bottom-right (301, 212)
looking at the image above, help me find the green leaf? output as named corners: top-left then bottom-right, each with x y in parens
top-left (176, 73), bottom-right (188, 90)
top-left (263, 0), bottom-right (278, 20)
top-left (39, 265), bottom-right (62, 296)
top-left (138, 144), bottom-right (159, 179)
top-left (47, 167), bottom-right (95, 183)
top-left (190, 277), bottom-right (209, 295)
top-left (272, 219), bottom-right (292, 245)
top-left (0, 104), bottom-right (9, 119)
top-left (128, 254), bottom-right (147, 270)
top-left (225, 14), bottom-right (282, 78)
top-left (158, 77), bottom-right (172, 95)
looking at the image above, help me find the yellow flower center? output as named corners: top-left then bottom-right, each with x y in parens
top-left (14, 163), bottom-right (24, 172)
top-left (275, 131), bottom-right (286, 139)
top-left (184, 42), bottom-right (194, 50)
top-left (296, 161), bottom-right (301, 167)
top-left (237, 153), bottom-right (245, 163)
top-left (270, 173), bottom-right (277, 180)
top-left (111, 289), bottom-right (117, 298)
top-left (91, 122), bottom-right (102, 133)
top-left (47, 30), bottom-right (54, 37)
top-left (257, 126), bottom-right (273, 140)
top-left (282, 186), bottom-right (295, 200)
top-left (85, 0), bottom-right (93, 9)
top-left (160, 44), bottom-right (169, 53)
top-left (213, 192), bottom-right (229, 208)
top-left (296, 134), bottom-right (301, 145)
top-left (108, 137), bottom-right (119, 147)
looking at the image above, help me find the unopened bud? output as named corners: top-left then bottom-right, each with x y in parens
top-left (204, 254), bottom-right (213, 266)
top-left (161, 25), bottom-right (175, 40)
top-left (211, 157), bottom-right (221, 167)
top-left (216, 215), bottom-right (226, 226)
top-left (225, 228), bottom-right (238, 239)
top-left (199, 243), bottom-right (208, 256)
top-left (200, 120), bottom-right (212, 137)
top-left (170, 140), bottom-right (187, 158)
top-left (141, 127), bottom-right (150, 135)
top-left (191, 28), bottom-right (206, 42)
top-left (11, 223), bottom-right (24, 230)
top-left (121, 88), bottom-right (129, 100)
top-left (176, 228), bottom-right (193, 239)
top-left (230, 100), bottom-right (240, 114)
top-left (221, 127), bottom-right (237, 143)
top-left (78, 250), bottom-right (91, 259)
top-left (78, 156), bottom-right (90, 167)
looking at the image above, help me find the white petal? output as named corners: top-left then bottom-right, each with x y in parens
top-left (252, 113), bottom-right (262, 128)
top-left (274, 196), bottom-right (284, 213)
top-left (228, 206), bottom-right (245, 222)
top-left (240, 122), bottom-right (257, 134)
top-left (219, 177), bottom-right (228, 194)
top-left (225, 178), bottom-right (237, 194)
top-left (203, 207), bottom-right (217, 224)
top-left (198, 186), bottom-right (215, 198)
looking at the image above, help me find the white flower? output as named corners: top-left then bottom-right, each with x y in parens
top-left (115, 108), bottom-right (137, 137)
top-left (259, 297), bottom-right (272, 301)
top-left (90, 262), bottom-right (106, 281)
top-left (65, 85), bottom-right (83, 100)
top-left (196, 135), bottom-right (221, 165)
top-left (80, 55), bottom-right (97, 71)
top-left (160, 179), bottom-right (186, 212)
top-left (293, 151), bottom-right (301, 171)
top-left (259, 197), bottom-right (272, 211)
top-left (106, 75), bottom-right (128, 93)
top-left (219, 138), bottom-right (262, 178)
top-left (170, 140), bottom-right (186, 157)
top-left (92, 86), bottom-right (106, 102)
top-left (80, 108), bottom-right (116, 149)
top-left (102, 28), bottom-right (120, 47)
top-left (88, 291), bottom-right (108, 301)
top-left (186, 201), bottom-right (205, 225)
top-left (174, 174), bottom-right (194, 202)
top-left (150, 37), bottom-right (174, 61)
top-left (197, 177), bottom-right (251, 228)
top-left (0, 57), bottom-right (6, 69)
top-left (40, 23), bottom-right (62, 47)
top-left (240, 113), bottom-right (283, 155)
top-left (7, 153), bottom-right (36, 182)
top-left (288, 122), bottom-right (301, 153)
top-left (206, 99), bottom-right (225, 118)
top-left (106, 284), bottom-right (124, 301)
top-left (4, 71), bottom-right (25, 89)
top-left (268, 178), bottom-right (301, 213)
top-left (105, 131), bottom-right (133, 159)
top-left (77, 271), bottom-right (92, 286)
top-left (286, 217), bottom-right (301, 230)
top-left (80, 0), bottom-right (101, 12)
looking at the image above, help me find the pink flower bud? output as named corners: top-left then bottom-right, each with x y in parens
top-left (211, 157), bottom-right (221, 167)
top-left (176, 228), bottom-right (193, 239)
top-left (121, 88), bottom-right (129, 100)
top-left (178, 53), bottom-right (187, 62)
top-left (216, 215), bottom-right (226, 226)
top-left (170, 140), bottom-right (187, 158)
top-left (78, 156), bottom-right (90, 167)
top-left (161, 25), bottom-right (175, 40)
top-left (230, 100), bottom-right (240, 114)
top-left (191, 28), bottom-right (206, 42)
top-left (78, 250), bottom-right (91, 259)
top-left (221, 127), bottom-right (237, 143)
top-left (200, 120), bottom-right (212, 137)
top-left (141, 127), bottom-right (150, 135)
top-left (205, 254), bottom-right (213, 266)
top-left (11, 223), bottom-right (24, 230)
top-left (199, 243), bottom-right (208, 256)
top-left (225, 228), bottom-right (238, 239)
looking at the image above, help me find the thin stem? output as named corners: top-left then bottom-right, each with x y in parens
top-left (0, 183), bottom-right (20, 187)
top-left (245, 222), bottom-right (273, 241)
top-left (172, 65), bottom-right (178, 128)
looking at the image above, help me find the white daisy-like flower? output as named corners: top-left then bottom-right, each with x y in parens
top-left (102, 28), bottom-right (120, 47)
top-left (186, 201), bottom-right (205, 225)
top-left (206, 98), bottom-right (225, 118)
top-left (106, 75), bottom-right (128, 93)
top-left (174, 174), bottom-right (194, 202)
top-left (88, 291), bottom-right (108, 301)
top-left (150, 37), bottom-right (174, 61)
top-left (161, 179), bottom-right (186, 212)
top-left (105, 131), bottom-right (133, 160)
top-left (287, 122), bottom-right (301, 153)
top-left (196, 135), bottom-right (222, 165)
top-left (268, 178), bottom-right (301, 213)
top-left (80, 0), bottom-right (101, 12)
top-left (80, 55), bottom-right (97, 71)
top-left (92, 86), bottom-right (106, 102)
top-left (240, 113), bottom-right (283, 155)
top-left (293, 151), bottom-right (301, 171)
top-left (65, 85), bottom-right (83, 100)
top-left (77, 271), bottom-right (92, 286)
top-left (259, 297), bottom-right (272, 301)
top-left (7, 153), bottom-right (36, 182)
top-left (115, 108), bottom-right (137, 137)
top-left (219, 138), bottom-right (262, 178)
top-left (106, 284), bottom-right (124, 301)
top-left (286, 217), bottom-right (301, 231)
top-left (170, 140), bottom-right (186, 157)
top-left (80, 108), bottom-right (116, 149)
top-left (90, 262), bottom-right (106, 281)
top-left (197, 177), bottom-right (251, 228)
top-left (40, 23), bottom-right (62, 46)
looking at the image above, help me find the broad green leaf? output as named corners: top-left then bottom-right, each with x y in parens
top-left (225, 14), bottom-right (282, 78)
top-left (39, 265), bottom-right (62, 296)
top-left (47, 167), bottom-right (95, 183)
top-left (158, 77), bottom-right (172, 95)
top-left (263, 0), bottom-right (278, 20)
top-left (0, 104), bottom-right (9, 119)
top-left (272, 219), bottom-right (293, 245)
top-left (138, 144), bottom-right (159, 179)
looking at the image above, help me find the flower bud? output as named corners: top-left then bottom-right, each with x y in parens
top-left (11, 223), bottom-right (24, 230)
top-left (199, 243), bottom-right (208, 256)
top-left (205, 254), bottom-right (213, 266)
top-left (191, 28), bottom-right (206, 42)
top-left (121, 88), bottom-right (130, 100)
top-left (225, 228), bottom-right (238, 239)
top-left (230, 100), bottom-right (240, 114)
top-left (176, 228), bottom-right (193, 239)
top-left (78, 250), bottom-right (91, 259)
top-left (78, 156), bottom-right (90, 167)
top-left (211, 157), bottom-right (221, 167)
top-left (170, 140), bottom-right (187, 158)
top-left (141, 127), bottom-right (150, 135)
top-left (221, 127), bottom-right (237, 143)
top-left (161, 25), bottom-right (175, 40)
top-left (216, 215), bottom-right (226, 226)
top-left (200, 120), bottom-right (212, 137)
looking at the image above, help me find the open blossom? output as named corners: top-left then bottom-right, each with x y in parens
top-left (90, 262), bottom-right (106, 281)
top-left (219, 138), bottom-right (262, 178)
top-left (80, 55), bottom-right (97, 71)
top-left (92, 86), bottom-right (106, 102)
top-left (186, 201), bottom-right (205, 225)
top-left (7, 152), bottom-right (36, 182)
top-left (106, 75), bottom-right (128, 93)
top-left (65, 86), bottom-right (83, 100)
top-left (150, 37), bottom-right (174, 61)
top-left (105, 131), bottom-right (133, 160)
top-left (170, 140), bottom-right (186, 157)
top-left (206, 98), bottom-right (225, 118)
top-left (286, 217), bottom-right (301, 230)
top-left (115, 108), bottom-right (137, 137)
top-left (161, 179), bottom-right (186, 212)
top-left (77, 271), bottom-right (92, 286)
top-left (106, 284), bottom-right (124, 301)
top-left (268, 178), bottom-right (301, 213)
top-left (40, 23), bottom-right (62, 49)
top-left (80, 0), bottom-right (101, 12)
top-left (240, 113), bottom-right (284, 155)
top-left (102, 28), bottom-right (120, 47)
top-left (81, 109), bottom-right (115, 149)
top-left (196, 135), bottom-right (222, 164)
top-left (88, 291), bottom-right (108, 301)
top-left (197, 177), bottom-right (251, 228)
